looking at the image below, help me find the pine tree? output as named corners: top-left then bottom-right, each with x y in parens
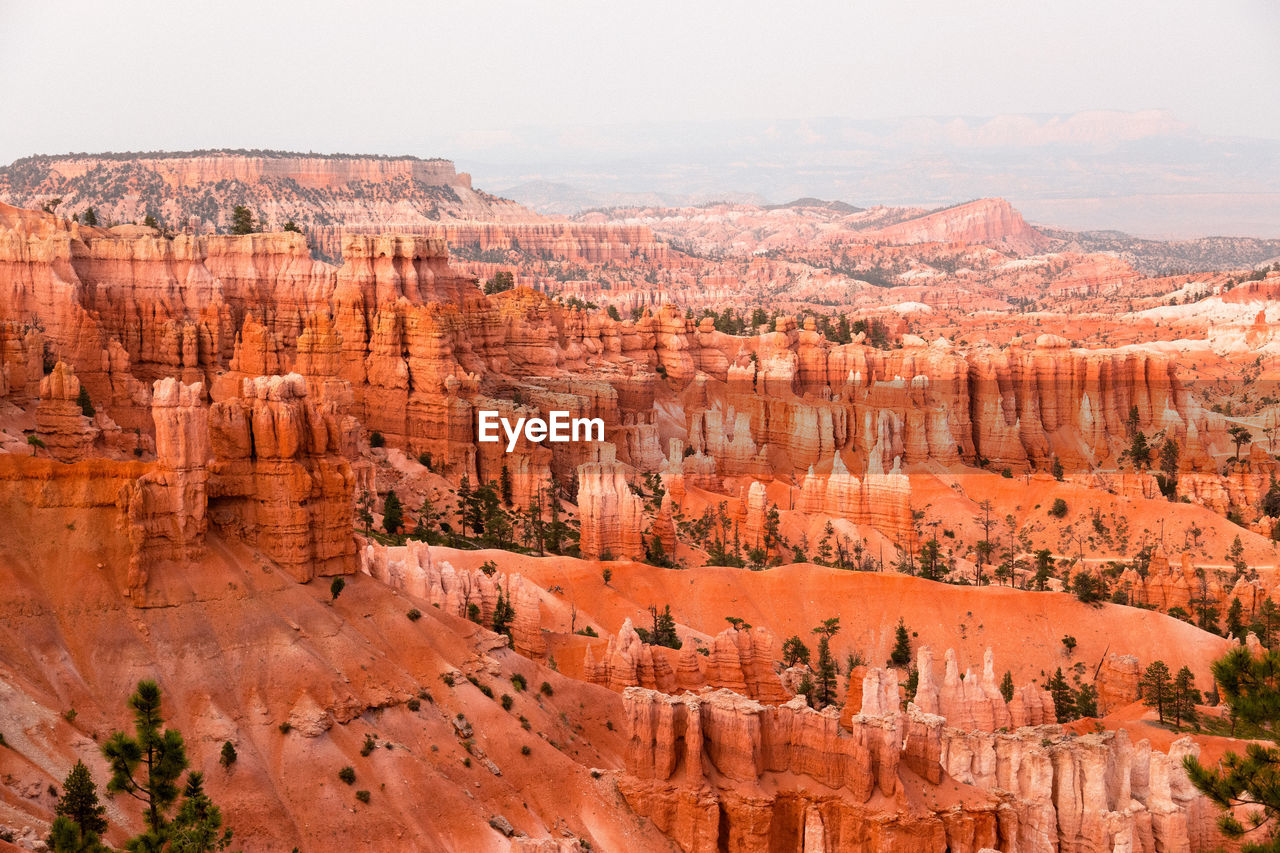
top-left (499, 464), bottom-right (513, 508)
top-left (999, 670), bottom-right (1015, 703)
top-left (166, 772), bottom-right (233, 852)
top-left (411, 498), bottom-right (441, 543)
top-left (479, 482), bottom-right (510, 546)
top-left (816, 522), bottom-right (834, 566)
top-left (1185, 646), bottom-right (1280, 848)
top-left (781, 635), bottom-right (811, 667)
top-left (1226, 597), bottom-right (1246, 644)
top-left (218, 741), bottom-right (236, 769)
top-left (49, 759), bottom-right (108, 852)
top-left (82, 207), bottom-right (98, 226)
top-left (49, 816), bottom-right (106, 853)
top-left (1211, 646), bottom-right (1280, 736)
top-left (382, 489), bottom-right (403, 536)
top-left (229, 206), bottom-right (253, 235)
top-left (1252, 596), bottom-right (1280, 648)
top-left (356, 490), bottom-right (374, 534)
top-left (1074, 683), bottom-right (1099, 718)
top-left (546, 497), bottom-right (563, 555)
top-left (491, 586), bottom-right (515, 639)
top-left (811, 618), bottom-right (840, 709)
top-left (76, 386), bottom-right (95, 418)
top-left (329, 577), bottom-right (345, 601)
top-left (796, 673), bottom-right (815, 707)
top-left (894, 666), bottom-right (913, 702)
top-left (456, 475), bottom-right (475, 535)
top-left (1138, 660), bottom-right (1173, 724)
top-left (647, 605), bottom-right (681, 649)
top-left (1172, 666), bottom-right (1202, 728)
top-left (890, 618), bottom-right (912, 667)
top-left (102, 680), bottom-right (189, 846)
top-left (1047, 668), bottom-right (1076, 722)
top-left (1032, 549), bottom-right (1054, 591)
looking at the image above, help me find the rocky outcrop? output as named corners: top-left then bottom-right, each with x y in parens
top-left (797, 452), bottom-right (913, 543)
top-left (34, 361), bottom-right (96, 461)
top-left (208, 373), bottom-right (355, 581)
top-left (122, 378), bottom-right (209, 600)
top-left (588, 624), bottom-right (788, 701)
top-left (576, 451), bottom-right (646, 560)
top-left (620, 656), bottom-right (1217, 853)
top-left (864, 198), bottom-right (1052, 253)
top-left (914, 647), bottom-right (1056, 730)
top-left (939, 726), bottom-right (1214, 853)
top-left (585, 619), bottom-right (676, 692)
top-left (1096, 653), bottom-right (1141, 713)
top-left (358, 539), bottom-right (547, 660)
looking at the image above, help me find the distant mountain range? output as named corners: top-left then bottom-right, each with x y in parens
top-left (441, 111), bottom-right (1280, 239)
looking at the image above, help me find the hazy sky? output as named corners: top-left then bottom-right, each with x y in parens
top-left (2, 0), bottom-right (1278, 163)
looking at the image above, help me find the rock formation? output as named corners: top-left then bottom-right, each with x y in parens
top-left (34, 361), bottom-right (96, 461)
top-left (620, 660), bottom-right (1216, 853)
top-left (576, 452), bottom-right (646, 560)
top-left (208, 373), bottom-right (356, 581)
top-left (121, 378), bottom-right (209, 599)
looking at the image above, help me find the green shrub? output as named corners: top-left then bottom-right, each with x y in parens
top-left (407, 698), bottom-right (420, 712)
top-left (521, 745), bottom-right (531, 756)
top-left (539, 681), bottom-right (554, 697)
top-left (219, 740), bottom-right (237, 768)
top-left (279, 722), bottom-right (293, 734)
top-left (369, 431), bottom-right (385, 448)
top-left (338, 766), bottom-right (355, 785)
top-left (355, 789), bottom-right (370, 804)
top-left (500, 694), bottom-right (513, 711)
top-left (1049, 498), bottom-right (1068, 519)
top-left (407, 608), bottom-right (422, 621)
top-left (510, 674), bottom-right (527, 692)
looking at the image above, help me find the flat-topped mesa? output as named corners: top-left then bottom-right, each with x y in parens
top-left (208, 373), bottom-right (356, 582)
top-left (0, 152), bottom-right (547, 262)
top-left (15, 152), bottom-right (466, 190)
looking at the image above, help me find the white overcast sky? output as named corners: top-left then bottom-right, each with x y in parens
top-left (1, 0), bottom-right (1278, 163)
